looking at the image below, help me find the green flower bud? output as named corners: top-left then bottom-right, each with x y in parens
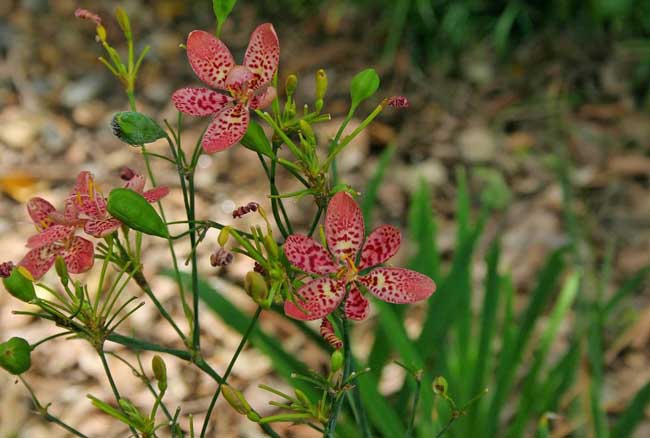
top-left (107, 188), bottom-right (168, 238)
top-left (285, 74), bottom-right (298, 97)
top-left (0, 337), bottom-right (32, 375)
top-left (299, 120), bottom-right (316, 145)
top-left (315, 69), bottom-right (327, 100)
top-left (54, 256), bottom-right (69, 286)
top-left (115, 7), bottom-right (131, 38)
top-left (263, 235), bottom-right (279, 259)
top-left (294, 389), bottom-right (311, 408)
top-left (152, 355), bottom-right (167, 392)
top-left (350, 68), bottom-right (380, 110)
top-left (2, 266), bottom-right (36, 303)
top-left (218, 226), bottom-right (231, 247)
top-left (222, 385), bottom-right (252, 415)
top-left (244, 271), bottom-right (269, 304)
top-left (111, 112), bottom-right (166, 146)
top-left (433, 376), bottom-right (448, 396)
top-left (96, 24), bottom-right (107, 42)
top-left (330, 350), bottom-right (344, 373)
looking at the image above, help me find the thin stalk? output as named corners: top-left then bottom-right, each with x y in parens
top-left (200, 307), bottom-right (263, 437)
top-left (98, 348), bottom-right (138, 436)
top-left (95, 237), bottom-right (114, 311)
top-left (406, 378), bottom-right (422, 437)
top-left (257, 153), bottom-right (289, 238)
top-left (307, 207), bottom-right (323, 237)
top-left (187, 170), bottom-right (200, 351)
top-left (30, 331), bottom-right (71, 350)
top-left (324, 316), bottom-right (352, 436)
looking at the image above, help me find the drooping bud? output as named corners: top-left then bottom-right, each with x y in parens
top-left (0, 337), bottom-right (32, 375)
top-left (433, 376), bottom-right (448, 396)
top-left (120, 167), bottom-right (136, 181)
top-left (330, 349), bottom-right (344, 373)
top-left (210, 248), bottom-right (234, 267)
top-left (152, 355), bottom-right (168, 392)
top-left (74, 8), bottom-right (102, 25)
top-left (320, 319), bottom-right (343, 350)
top-left (244, 271), bottom-right (269, 304)
top-left (285, 74), bottom-right (298, 97)
top-left (2, 266), bottom-right (36, 303)
top-left (0, 261), bottom-right (14, 278)
top-left (387, 95), bottom-right (409, 109)
top-left (222, 385), bottom-right (253, 415)
top-left (232, 202), bottom-right (259, 219)
top-left (54, 256), bottom-right (69, 286)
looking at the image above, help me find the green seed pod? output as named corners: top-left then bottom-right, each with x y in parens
top-left (285, 74), bottom-right (298, 97)
top-left (0, 337), bottom-right (32, 375)
top-left (107, 188), bottom-right (168, 238)
top-left (263, 234), bottom-right (279, 259)
top-left (54, 256), bottom-right (69, 286)
top-left (350, 68), bottom-right (380, 110)
top-left (315, 69), bottom-right (327, 100)
top-left (299, 120), bottom-right (316, 145)
top-left (152, 355), bottom-right (167, 392)
top-left (244, 271), bottom-right (269, 304)
top-left (294, 389), bottom-right (311, 409)
top-left (433, 376), bottom-right (448, 396)
top-left (111, 112), bottom-right (166, 146)
top-left (222, 385), bottom-right (252, 415)
top-left (330, 350), bottom-right (344, 373)
top-left (2, 266), bottom-right (36, 303)
top-left (218, 226), bottom-right (231, 247)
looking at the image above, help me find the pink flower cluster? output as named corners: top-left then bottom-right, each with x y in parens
top-left (19, 170), bottom-right (168, 280)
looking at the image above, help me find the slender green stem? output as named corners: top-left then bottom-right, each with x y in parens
top-left (406, 377), bottom-right (422, 437)
top-left (258, 413), bottom-right (312, 424)
top-left (307, 207), bottom-right (323, 237)
top-left (31, 331), bottom-right (71, 350)
top-left (19, 376), bottom-right (89, 438)
top-left (258, 153), bottom-right (289, 238)
top-left (200, 307), bottom-right (263, 437)
top-left (98, 348), bottom-right (138, 436)
top-left (187, 171), bottom-right (201, 352)
top-left (328, 108), bottom-right (354, 184)
top-left (324, 316), bottom-right (352, 436)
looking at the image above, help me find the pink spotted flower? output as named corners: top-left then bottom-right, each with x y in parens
top-left (19, 197), bottom-right (94, 280)
top-left (68, 170), bottom-right (169, 237)
top-left (283, 192), bottom-right (436, 321)
top-left (172, 24), bottom-right (280, 153)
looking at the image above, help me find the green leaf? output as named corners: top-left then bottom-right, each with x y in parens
top-left (107, 188), bottom-right (168, 238)
top-left (350, 68), bottom-right (380, 110)
top-left (240, 120), bottom-right (274, 158)
top-left (111, 112), bottom-right (166, 146)
top-left (611, 382), bottom-right (650, 438)
top-left (0, 337), bottom-right (31, 375)
top-left (212, 0), bottom-right (237, 36)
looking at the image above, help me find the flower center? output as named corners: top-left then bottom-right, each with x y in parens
top-left (336, 255), bottom-right (358, 284)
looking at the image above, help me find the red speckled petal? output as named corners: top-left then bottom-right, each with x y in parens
top-left (283, 234), bottom-right (338, 275)
top-left (345, 284), bottom-right (369, 320)
top-left (243, 23), bottom-right (279, 90)
top-left (68, 171), bottom-right (107, 219)
top-left (142, 187), bottom-right (169, 203)
top-left (123, 173), bottom-right (146, 193)
top-left (359, 225), bottom-right (401, 269)
top-left (172, 87), bottom-right (232, 116)
top-left (250, 86), bottom-right (277, 110)
top-left (202, 103), bottom-right (249, 153)
top-left (26, 225), bottom-right (74, 249)
top-left (84, 218), bottom-right (121, 238)
top-left (284, 277), bottom-right (345, 321)
top-left (186, 30), bottom-right (235, 90)
top-left (63, 236), bottom-right (94, 274)
top-left (358, 268), bottom-right (435, 304)
top-left (325, 192), bottom-right (365, 261)
top-left (19, 243), bottom-right (60, 280)
top-left (225, 65), bottom-right (254, 96)
top-left (27, 197), bottom-right (56, 230)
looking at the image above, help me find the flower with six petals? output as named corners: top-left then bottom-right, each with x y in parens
top-left (172, 24), bottom-right (280, 153)
top-left (283, 192), bottom-right (435, 321)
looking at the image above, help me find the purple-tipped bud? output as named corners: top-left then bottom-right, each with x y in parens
top-left (74, 8), bottom-right (102, 25)
top-left (232, 202), bottom-right (260, 219)
top-left (120, 167), bottom-right (136, 181)
top-left (387, 96), bottom-right (409, 109)
top-left (0, 261), bottom-right (14, 278)
top-left (253, 262), bottom-right (266, 275)
top-left (210, 248), bottom-right (234, 267)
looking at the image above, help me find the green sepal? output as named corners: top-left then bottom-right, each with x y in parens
top-left (111, 112), bottom-right (166, 146)
top-left (107, 188), bottom-right (168, 238)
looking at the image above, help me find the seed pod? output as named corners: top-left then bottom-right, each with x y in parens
top-left (2, 266), bottom-right (36, 303)
top-left (263, 235), bottom-right (279, 259)
top-left (54, 256), bottom-right (69, 286)
top-left (222, 385), bottom-right (252, 415)
top-left (218, 226), bottom-right (231, 247)
top-left (0, 337), bottom-right (31, 375)
top-left (294, 389), bottom-right (311, 409)
top-left (96, 24), bottom-right (107, 42)
top-left (107, 188), bottom-right (168, 238)
top-left (350, 68), bottom-right (380, 110)
top-left (152, 355), bottom-right (167, 392)
top-left (330, 350), bottom-right (344, 373)
top-left (299, 120), bottom-right (316, 145)
top-left (111, 112), bottom-right (166, 146)
top-left (244, 271), bottom-right (268, 304)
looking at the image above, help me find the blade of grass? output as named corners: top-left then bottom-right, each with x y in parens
top-left (588, 306), bottom-right (610, 438)
top-left (611, 382), bottom-right (650, 438)
top-left (360, 144), bottom-right (396, 226)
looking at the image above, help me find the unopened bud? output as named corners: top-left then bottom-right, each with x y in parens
top-left (244, 271), bottom-right (269, 304)
top-left (210, 248), bottom-right (233, 267)
top-left (387, 95), bottom-right (409, 109)
top-left (315, 69), bottom-right (328, 100)
top-left (54, 256), bottom-right (69, 286)
top-left (74, 8), bottom-right (102, 25)
top-left (246, 411), bottom-right (261, 422)
top-left (152, 355), bottom-right (167, 392)
top-left (2, 266), bottom-right (36, 303)
top-left (263, 235), bottom-right (279, 259)
top-left (285, 74), bottom-right (298, 97)
top-left (218, 226), bottom-right (231, 247)
top-left (330, 350), bottom-right (344, 373)
top-left (0, 337), bottom-right (31, 375)
top-left (120, 167), bottom-right (136, 181)
top-left (299, 120), bottom-right (316, 145)
top-left (294, 389), bottom-right (311, 408)
top-left (0, 261), bottom-right (14, 278)
top-left (433, 376), bottom-right (448, 395)
top-left (222, 385), bottom-right (252, 415)
top-left (96, 24), bottom-right (107, 42)
top-left (115, 7), bottom-right (132, 37)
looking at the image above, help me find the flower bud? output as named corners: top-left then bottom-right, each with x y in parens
top-left (96, 24), bottom-right (107, 42)
top-left (387, 96), bottom-right (409, 109)
top-left (54, 256), bottom-right (69, 286)
top-left (152, 355), bottom-right (167, 392)
top-left (294, 389), bottom-right (312, 408)
top-left (218, 226), bottom-right (231, 247)
top-left (263, 235), bottom-right (279, 259)
top-left (330, 350), bottom-right (344, 373)
top-left (0, 261), bottom-right (14, 278)
top-left (0, 337), bottom-right (32, 375)
top-left (222, 385), bottom-right (252, 415)
top-left (107, 188), bottom-right (168, 238)
top-left (315, 69), bottom-right (328, 100)
top-left (246, 411), bottom-right (261, 422)
top-left (120, 167), bottom-right (136, 181)
top-left (2, 266), bottom-right (36, 303)
top-left (210, 248), bottom-right (233, 267)
top-left (299, 120), bottom-right (316, 145)
top-left (115, 7), bottom-right (132, 38)
top-left (285, 74), bottom-right (298, 97)
top-left (433, 376), bottom-right (448, 396)
top-left (244, 271), bottom-right (268, 304)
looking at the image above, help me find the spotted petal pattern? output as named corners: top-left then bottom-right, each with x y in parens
top-left (27, 197), bottom-right (56, 230)
top-left (243, 23), bottom-right (280, 90)
top-left (142, 187), bottom-right (170, 203)
top-left (250, 86), bottom-right (277, 110)
top-left (20, 243), bottom-right (59, 279)
top-left (26, 225), bottom-right (73, 249)
top-left (63, 236), bottom-right (94, 274)
top-left (359, 225), bottom-right (401, 269)
top-left (172, 87), bottom-right (232, 116)
top-left (326, 192), bottom-right (365, 261)
top-left (284, 277), bottom-right (345, 321)
top-left (202, 103), bottom-right (249, 153)
top-left (187, 30), bottom-right (235, 90)
top-left (358, 267), bottom-right (435, 304)
top-left (344, 285), bottom-right (369, 320)
top-left (84, 218), bottom-right (122, 238)
top-left (283, 235), bottom-right (338, 275)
